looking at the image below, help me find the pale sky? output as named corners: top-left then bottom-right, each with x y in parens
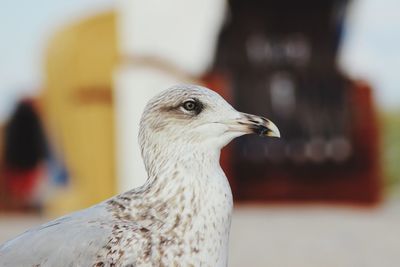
top-left (339, 0), bottom-right (400, 110)
top-left (0, 0), bottom-right (114, 122)
top-left (0, 0), bottom-right (399, 123)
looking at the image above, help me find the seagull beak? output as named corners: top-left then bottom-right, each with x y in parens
top-left (224, 112), bottom-right (281, 138)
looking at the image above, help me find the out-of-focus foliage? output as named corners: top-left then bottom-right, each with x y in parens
top-left (381, 111), bottom-right (400, 196)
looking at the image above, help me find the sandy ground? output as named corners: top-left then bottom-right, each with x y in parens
top-left (229, 203), bottom-right (400, 267)
top-left (1, 202), bottom-right (400, 267)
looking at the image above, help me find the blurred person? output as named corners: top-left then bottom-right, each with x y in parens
top-left (1, 99), bottom-right (48, 210)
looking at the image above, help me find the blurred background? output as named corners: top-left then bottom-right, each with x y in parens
top-left (1, 0), bottom-right (400, 266)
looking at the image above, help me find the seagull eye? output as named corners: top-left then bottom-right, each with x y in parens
top-left (182, 100), bottom-right (197, 111)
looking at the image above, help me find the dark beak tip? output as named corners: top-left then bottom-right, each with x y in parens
top-left (254, 123), bottom-right (281, 138)
top-left (255, 125), bottom-right (270, 136)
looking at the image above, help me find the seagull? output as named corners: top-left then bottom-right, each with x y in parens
top-left (0, 84), bottom-right (280, 267)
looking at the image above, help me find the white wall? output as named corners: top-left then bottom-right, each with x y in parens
top-left (114, 0), bottom-right (227, 191)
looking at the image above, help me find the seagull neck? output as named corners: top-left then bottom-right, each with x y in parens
top-left (142, 144), bottom-right (232, 266)
top-left (142, 142), bottom-right (233, 221)
top-left (144, 143), bottom-right (222, 184)
top-left (117, 142), bottom-right (233, 266)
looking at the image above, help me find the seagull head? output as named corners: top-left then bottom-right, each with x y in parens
top-left (139, 84), bottom-right (280, 155)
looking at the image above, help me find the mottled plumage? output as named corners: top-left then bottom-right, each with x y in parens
top-left (0, 84), bottom-right (279, 267)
